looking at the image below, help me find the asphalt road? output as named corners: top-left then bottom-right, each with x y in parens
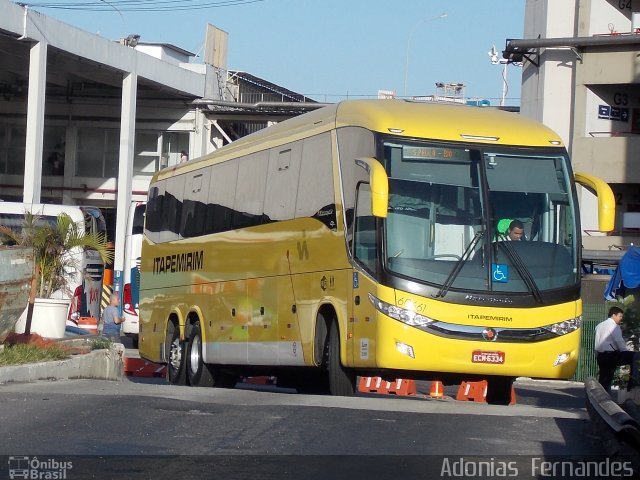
top-left (0, 376), bottom-right (607, 480)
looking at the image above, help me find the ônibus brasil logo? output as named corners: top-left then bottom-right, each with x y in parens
top-left (8, 456), bottom-right (72, 479)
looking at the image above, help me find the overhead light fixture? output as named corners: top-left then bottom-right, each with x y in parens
top-left (460, 134), bottom-right (499, 142)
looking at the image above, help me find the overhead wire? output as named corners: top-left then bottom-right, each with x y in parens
top-left (20, 0), bottom-right (263, 11)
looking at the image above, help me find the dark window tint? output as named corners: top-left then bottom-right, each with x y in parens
top-left (132, 204), bottom-right (146, 235)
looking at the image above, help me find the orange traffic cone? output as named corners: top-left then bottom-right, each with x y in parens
top-left (456, 380), bottom-right (517, 405)
top-left (77, 316), bottom-right (98, 334)
top-left (456, 380), bottom-right (488, 402)
top-left (429, 380), bottom-right (444, 398)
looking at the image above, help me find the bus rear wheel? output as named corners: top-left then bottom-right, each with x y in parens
top-left (166, 324), bottom-right (188, 386)
top-left (485, 376), bottom-right (514, 405)
top-left (186, 321), bottom-right (214, 387)
top-left (327, 321), bottom-right (355, 396)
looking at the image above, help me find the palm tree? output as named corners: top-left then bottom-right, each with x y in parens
top-left (0, 212), bottom-right (113, 335)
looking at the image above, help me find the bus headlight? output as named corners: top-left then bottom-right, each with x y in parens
top-left (553, 352), bottom-right (571, 366)
top-left (542, 316), bottom-right (582, 336)
top-left (368, 293), bottom-right (435, 328)
top-left (395, 341), bottom-right (415, 359)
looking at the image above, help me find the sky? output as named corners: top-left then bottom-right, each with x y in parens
top-left (27, 0), bottom-right (526, 106)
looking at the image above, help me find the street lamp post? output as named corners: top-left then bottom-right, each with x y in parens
top-left (403, 12), bottom-right (447, 98)
top-left (489, 44), bottom-right (509, 107)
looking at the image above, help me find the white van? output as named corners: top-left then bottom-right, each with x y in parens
top-left (0, 202), bottom-right (106, 324)
top-left (121, 201), bottom-right (145, 347)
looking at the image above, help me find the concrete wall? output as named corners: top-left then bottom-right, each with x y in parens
top-left (521, 0), bottom-right (578, 147)
top-left (523, 0), bottom-right (640, 243)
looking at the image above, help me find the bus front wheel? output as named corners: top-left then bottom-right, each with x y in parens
top-left (327, 321), bottom-right (355, 397)
top-left (166, 324), bottom-right (188, 386)
top-left (186, 321), bottom-right (214, 387)
top-left (485, 376), bottom-right (514, 405)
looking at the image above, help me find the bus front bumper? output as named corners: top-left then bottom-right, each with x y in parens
top-left (373, 314), bottom-right (580, 380)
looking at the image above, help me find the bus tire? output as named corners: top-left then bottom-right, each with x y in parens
top-left (186, 321), bottom-right (214, 387)
top-left (328, 321), bottom-right (355, 396)
top-left (166, 323), bottom-right (188, 386)
top-left (485, 376), bottom-right (514, 405)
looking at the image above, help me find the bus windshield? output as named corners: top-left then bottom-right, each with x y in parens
top-left (380, 138), bottom-right (578, 295)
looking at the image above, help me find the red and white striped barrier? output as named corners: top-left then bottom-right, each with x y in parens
top-left (124, 357), bottom-right (167, 378)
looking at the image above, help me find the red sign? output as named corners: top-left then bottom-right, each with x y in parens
top-left (472, 350), bottom-right (505, 364)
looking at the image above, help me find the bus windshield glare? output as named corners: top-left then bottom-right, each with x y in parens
top-left (380, 138), bottom-right (578, 294)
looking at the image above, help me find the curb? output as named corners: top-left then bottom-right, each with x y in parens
top-left (0, 343), bottom-right (125, 384)
top-left (585, 376), bottom-right (640, 471)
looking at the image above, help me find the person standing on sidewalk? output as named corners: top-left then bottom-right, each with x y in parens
top-left (99, 293), bottom-right (124, 339)
top-left (595, 306), bottom-right (640, 394)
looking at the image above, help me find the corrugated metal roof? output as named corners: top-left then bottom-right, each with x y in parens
top-left (230, 71), bottom-right (316, 103)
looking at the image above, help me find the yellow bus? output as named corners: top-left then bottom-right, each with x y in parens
top-left (138, 100), bottom-right (614, 404)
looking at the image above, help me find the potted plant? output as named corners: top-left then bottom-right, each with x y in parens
top-left (0, 212), bottom-right (113, 338)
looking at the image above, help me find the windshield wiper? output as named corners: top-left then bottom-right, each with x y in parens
top-left (495, 241), bottom-right (544, 304)
top-left (434, 229), bottom-right (485, 299)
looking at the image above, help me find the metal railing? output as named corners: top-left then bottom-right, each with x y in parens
top-left (573, 311), bottom-right (604, 381)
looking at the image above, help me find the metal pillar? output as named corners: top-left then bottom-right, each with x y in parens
top-left (23, 40), bottom-right (47, 204)
top-left (113, 71), bottom-right (137, 304)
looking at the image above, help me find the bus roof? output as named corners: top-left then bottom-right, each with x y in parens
top-left (0, 201), bottom-right (85, 223)
top-left (335, 100), bottom-right (563, 146)
top-left (152, 99), bottom-right (564, 182)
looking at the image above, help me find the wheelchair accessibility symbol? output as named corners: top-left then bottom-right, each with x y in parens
top-left (492, 264), bottom-right (509, 283)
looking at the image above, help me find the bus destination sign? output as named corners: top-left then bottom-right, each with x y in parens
top-left (403, 146), bottom-right (471, 162)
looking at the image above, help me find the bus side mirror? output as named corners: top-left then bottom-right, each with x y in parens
top-left (574, 171), bottom-right (615, 232)
top-left (355, 157), bottom-right (389, 218)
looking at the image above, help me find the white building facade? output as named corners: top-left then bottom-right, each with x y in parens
top-left (0, 2), bottom-right (318, 285)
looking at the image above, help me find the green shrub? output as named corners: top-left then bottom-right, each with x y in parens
top-left (0, 343), bottom-right (69, 366)
top-left (89, 337), bottom-right (112, 351)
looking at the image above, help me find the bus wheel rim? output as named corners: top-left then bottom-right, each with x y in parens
top-left (189, 335), bottom-right (201, 376)
top-left (170, 337), bottom-right (182, 370)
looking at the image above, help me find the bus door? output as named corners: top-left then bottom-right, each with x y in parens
top-left (350, 183), bottom-right (379, 368)
top-left (122, 202), bottom-right (146, 339)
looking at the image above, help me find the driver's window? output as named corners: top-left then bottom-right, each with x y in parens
top-left (353, 183), bottom-right (377, 274)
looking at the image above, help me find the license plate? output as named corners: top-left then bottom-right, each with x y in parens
top-left (472, 350), bottom-right (505, 364)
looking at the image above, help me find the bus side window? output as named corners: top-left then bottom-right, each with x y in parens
top-left (162, 176), bottom-right (185, 240)
top-left (145, 184), bottom-right (165, 244)
top-left (181, 171), bottom-right (210, 238)
top-left (353, 183), bottom-right (377, 274)
top-left (232, 151), bottom-right (268, 230)
top-left (132, 204), bottom-right (145, 235)
top-left (83, 212), bottom-right (94, 236)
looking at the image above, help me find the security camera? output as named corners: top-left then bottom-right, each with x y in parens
top-left (488, 45), bottom-right (500, 64)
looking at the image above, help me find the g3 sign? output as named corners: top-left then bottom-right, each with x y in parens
top-left (614, 92), bottom-right (629, 106)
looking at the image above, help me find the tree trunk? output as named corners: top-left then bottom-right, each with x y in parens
top-left (24, 265), bottom-right (39, 336)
